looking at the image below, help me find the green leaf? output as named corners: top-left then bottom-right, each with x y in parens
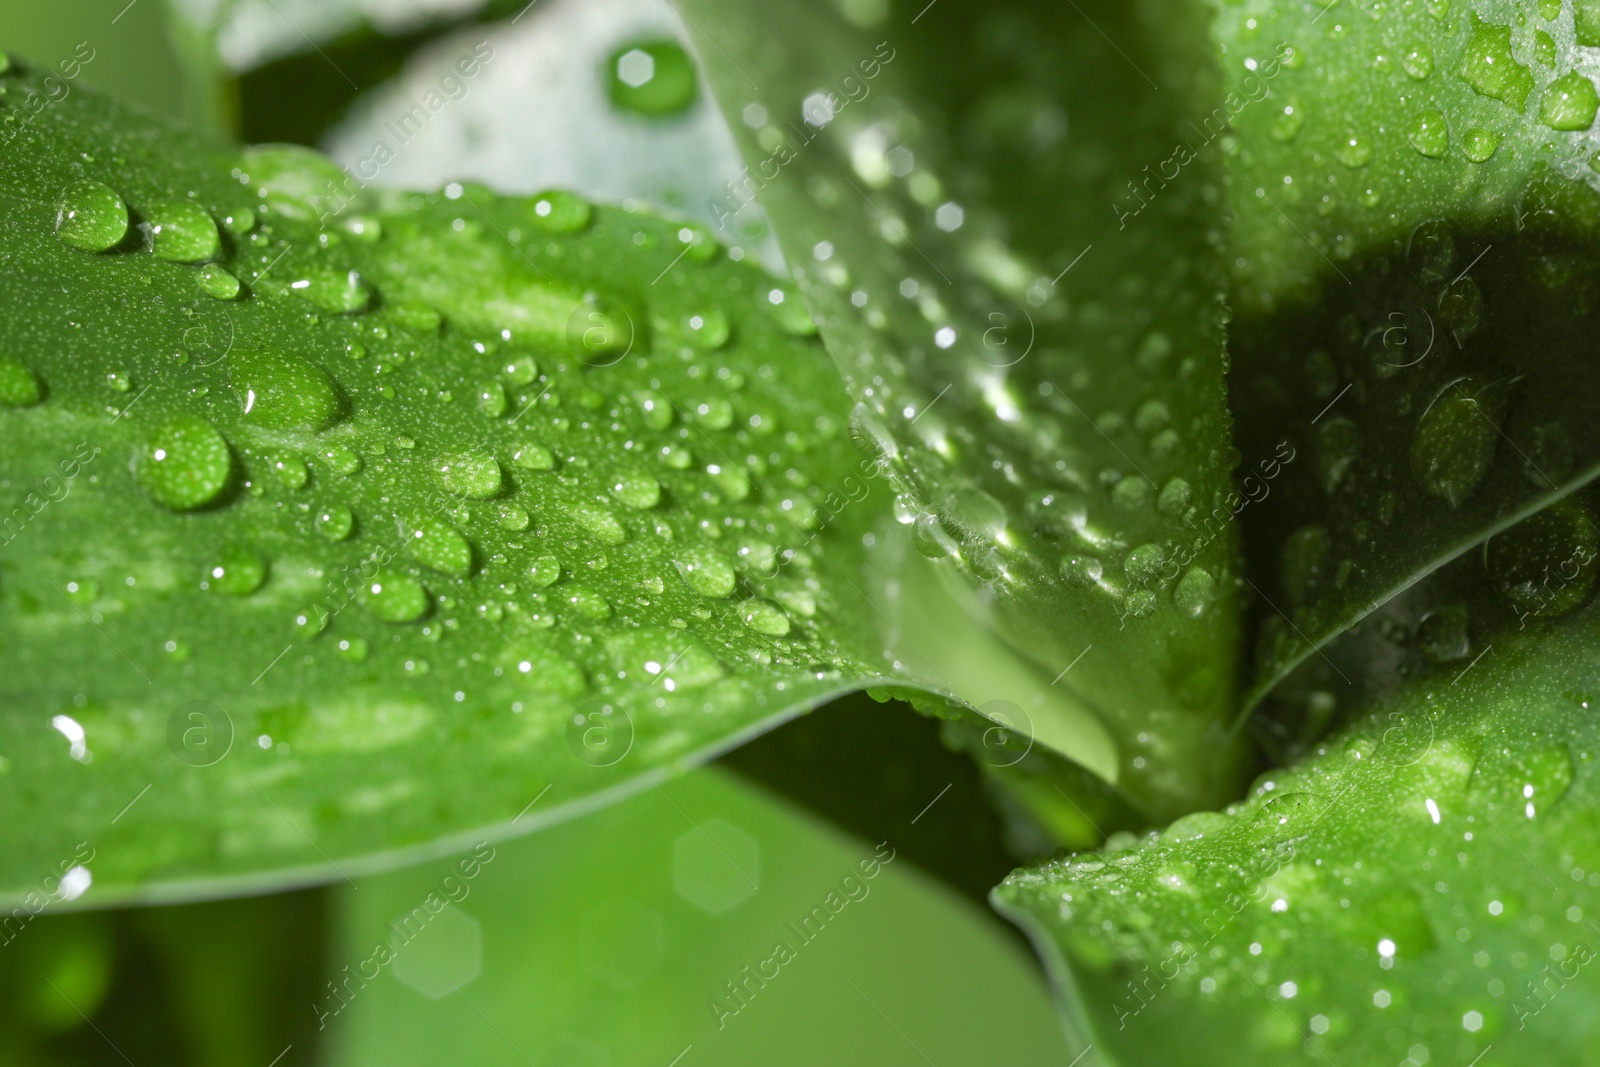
top-left (0, 63), bottom-right (909, 903)
top-left (323, 765), bottom-right (1072, 1066)
top-left (996, 506), bottom-right (1600, 1064)
top-left (680, 0), bottom-right (1247, 817)
top-left (1215, 0), bottom-right (1600, 708)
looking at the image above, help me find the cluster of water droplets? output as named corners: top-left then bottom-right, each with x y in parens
top-left (21, 118), bottom-right (882, 735)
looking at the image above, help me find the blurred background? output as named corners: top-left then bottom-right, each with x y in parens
top-left (0, 3), bottom-right (1069, 1062)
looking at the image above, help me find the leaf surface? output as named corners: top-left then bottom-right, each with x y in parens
top-left (997, 498), bottom-right (1600, 1064)
top-left (1216, 0), bottom-right (1600, 709)
top-left (0, 63), bottom-right (901, 903)
top-left (680, 0), bottom-right (1248, 817)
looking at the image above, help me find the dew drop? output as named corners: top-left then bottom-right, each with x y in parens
top-left (574, 503), bottom-right (626, 544)
top-left (609, 468), bottom-right (661, 509)
top-left (1411, 379), bottom-right (1500, 508)
top-left (566, 297), bottom-right (637, 366)
top-left (477, 380), bottom-right (508, 417)
top-left (1457, 22), bottom-right (1533, 110)
top-left (145, 199), bottom-right (220, 262)
top-left (434, 452), bottom-right (502, 499)
top-left (234, 349), bottom-right (345, 431)
top-left (706, 464), bottom-right (751, 501)
top-left (1060, 554), bottom-right (1104, 586)
top-left (316, 504), bottom-right (354, 541)
top-left (1402, 42), bottom-right (1435, 80)
top-left (606, 39), bottom-right (698, 117)
top-left (1484, 499), bottom-right (1600, 619)
top-left (765, 287), bottom-right (819, 336)
top-left (1335, 132), bottom-right (1372, 168)
top-left (406, 516), bottom-right (474, 578)
top-left (741, 599), bottom-right (791, 636)
top-left (527, 190), bottom-right (593, 234)
top-left (197, 264), bottom-right (241, 300)
top-left (55, 180), bottom-right (128, 252)
top-left (0, 358), bottom-right (44, 407)
top-left (528, 555), bottom-right (562, 588)
top-left (319, 445), bottom-right (361, 476)
top-left (683, 309), bottom-right (731, 349)
top-left (1539, 72), bottom-right (1600, 131)
top-left (1157, 477), bottom-right (1192, 516)
top-left (689, 397), bottom-right (734, 430)
top-left (944, 487), bottom-right (1008, 544)
top-left (912, 512), bottom-right (957, 559)
top-left (676, 544), bottom-right (737, 598)
top-left (501, 356), bottom-right (538, 386)
top-left (496, 503), bottom-right (530, 531)
top-left (1123, 543), bottom-right (1166, 583)
top-left (1416, 605), bottom-right (1471, 662)
top-left (136, 416), bottom-right (233, 511)
top-left (512, 443), bottom-right (555, 471)
top-left (1409, 110), bottom-right (1449, 158)
top-left (203, 548), bottom-right (267, 595)
top-left (271, 454), bottom-right (308, 489)
top-left (362, 573), bottom-right (430, 623)
top-left (564, 584), bottom-right (612, 620)
top-left (1173, 566), bottom-right (1216, 619)
top-left (288, 267), bottom-right (373, 314)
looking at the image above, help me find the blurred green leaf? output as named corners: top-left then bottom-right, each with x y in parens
top-left (324, 765), bottom-right (1071, 1066)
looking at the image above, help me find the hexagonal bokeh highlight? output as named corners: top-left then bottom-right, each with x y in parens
top-left (391, 904), bottom-right (482, 999)
top-left (673, 818), bottom-right (759, 914)
top-left (616, 49), bottom-right (655, 89)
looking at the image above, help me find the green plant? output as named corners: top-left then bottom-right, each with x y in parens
top-left (5, 0), bottom-right (1600, 1061)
